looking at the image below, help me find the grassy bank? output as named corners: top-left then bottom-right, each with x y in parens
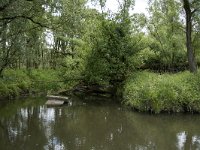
top-left (123, 71), bottom-right (200, 113)
top-left (0, 69), bottom-right (65, 99)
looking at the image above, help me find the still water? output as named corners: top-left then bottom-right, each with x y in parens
top-left (0, 97), bottom-right (200, 150)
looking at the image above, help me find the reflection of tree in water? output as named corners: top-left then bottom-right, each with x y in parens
top-left (51, 105), bottom-right (200, 150)
top-left (176, 131), bottom-right (200, 150)
top-left (177, 131), bottom-right (187, 150)
top-left (37, 106), bottom-right (65, 150)
top-left (0, 105), bottom-right (67, 150)
top-left (0, 99), bottom-right (200, 150)
top-left (192, 135), bottom-right (200, 149)
top-left (124, 112), bottom-right (200, 150)
top-left (44, 136), bottom-right (65, 150)
top-left (0, 106), bottom-right (47, 150)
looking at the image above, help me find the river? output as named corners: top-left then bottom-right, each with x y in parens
top-left (0, 97), bottom-right (200, 150)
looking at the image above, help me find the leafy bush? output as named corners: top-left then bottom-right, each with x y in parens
top-left (0, 69), bottom-right (65, 99)
top-left (123, 71), bottom-right (200, 113)
top-left (0, 69), bottom-right (31, 98)
top-left (29, 69), bottom-right (64, 93)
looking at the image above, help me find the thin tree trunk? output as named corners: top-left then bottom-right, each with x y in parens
top-left (183, 0), bottom-right (197, 72)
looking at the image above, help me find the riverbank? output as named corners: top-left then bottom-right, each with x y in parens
top-left (123, 71), bottom-right (200, 113)
top-left (2, 69), bottom-right (200, 114)
top-left (0, 69), bottom-right (65, 99)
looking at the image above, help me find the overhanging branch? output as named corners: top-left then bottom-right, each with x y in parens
top-left (0, 15), bottom-right (50, 29)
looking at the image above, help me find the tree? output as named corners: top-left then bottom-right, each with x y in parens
top-left (146, 0), bottom-right (186, 71)
top-left (182, 0), bottom-right (200, 72)
top-left (50, 0), bottom-right (89, 82)
top-left (84, 0), bottom-right (143, 96)
top-left (0, 0), bottom-right (50, 76)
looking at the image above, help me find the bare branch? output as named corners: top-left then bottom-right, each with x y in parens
top-left (191, 8), bottom-right (198, 15)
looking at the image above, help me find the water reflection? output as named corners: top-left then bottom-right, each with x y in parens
top-left (0, 98), bottom-right (200, 150)
top-left (177, 131), bottom-right (187, 150)
top-left (176, 132), bottom-right (200, 150)
top-left (44, 136), bottom-right (65, 150)
top-left (192, 135), bottom-right (200, 149)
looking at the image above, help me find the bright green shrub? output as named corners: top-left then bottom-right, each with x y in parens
top-left (0, 70), bottom-right (31, 98)
top-left (29, 69), bottom-right (65, 93)
top-left (0, 69), bottom-right (65, 99)
top-left (123, 71), bottom-right (200, 113)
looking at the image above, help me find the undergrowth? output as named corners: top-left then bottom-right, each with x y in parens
top-left (0, 69), bottom-right (65, 99)
top-left (123, 71), bottom-right (200, 113)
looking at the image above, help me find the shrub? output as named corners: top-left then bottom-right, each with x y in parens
top-left (123, 71), bottom-right (200, 113)
top-left (29, 69), bottom-right (64, 93)
top-left (0, 69), bottom-right (65, 99)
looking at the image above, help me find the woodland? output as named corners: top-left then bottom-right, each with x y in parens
top-left (1, 0), bottom-right (200, 113)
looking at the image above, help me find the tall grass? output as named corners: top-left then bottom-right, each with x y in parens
top-left (0, 69), bottom-right (65, 99)
top-left (29, 69), bottom-right (65, 93)
top-left (123, 71), bottom-right (200, 113)
top-left (0, 69), bottom-right (31, 98)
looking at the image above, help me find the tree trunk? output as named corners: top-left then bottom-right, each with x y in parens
top-left (183, 0), bottom-right (197, 72)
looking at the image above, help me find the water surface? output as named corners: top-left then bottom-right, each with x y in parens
top-left (0, 97), bottom-right (200, 150)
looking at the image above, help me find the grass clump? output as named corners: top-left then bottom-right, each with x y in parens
top-left (123, 71), bottom-right (200, 113)
top-left (0, 69), bottom-right (65, 99)
top-left (29, 69), bottom-right (65, 94)
top-left (0, 69), bottom-right (31, 98)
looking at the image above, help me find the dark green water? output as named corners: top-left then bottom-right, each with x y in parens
top-left (0, 97), bottom-right (200, 150)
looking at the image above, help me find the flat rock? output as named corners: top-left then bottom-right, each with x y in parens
top-left (45, 100), bottom-right (65, 106)
top-left (47, 95), bottom-right (68, 101)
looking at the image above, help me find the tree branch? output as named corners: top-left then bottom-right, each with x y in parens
top-left (191, 8), bottom-right (198, 15)
top-left (0, 15), bottom-right (50, 29)
top-left (0, 26), bottom-right (40, 44)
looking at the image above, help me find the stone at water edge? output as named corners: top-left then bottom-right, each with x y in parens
top-left (45, 100), bottom-right (65, 106)
top-left (46, 95), bottom-right (69, 100)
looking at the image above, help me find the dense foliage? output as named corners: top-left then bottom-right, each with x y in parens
top-left (0, 69), bottom-right (64, 99)
top-left (1, 0), bottom-right (200, 112)
top-left (123, 71), bottom-right (200, 113)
